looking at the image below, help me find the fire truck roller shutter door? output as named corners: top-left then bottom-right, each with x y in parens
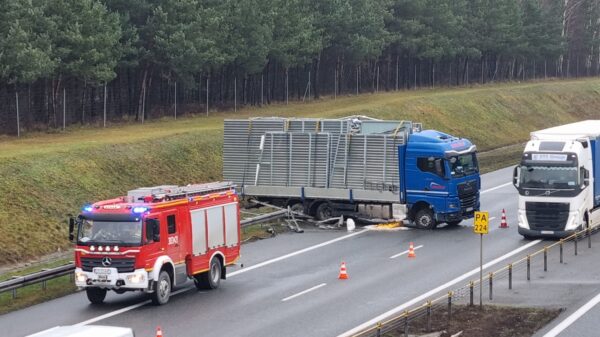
top-left (224, 203), bottom-right (238, 247)
top-left (190, 209), bottom-right (207, 255)
top-left (207, 206), bottom-right (225, 249)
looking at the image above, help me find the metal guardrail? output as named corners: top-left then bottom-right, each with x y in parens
top-left (352, 223), bottom-right (600, 337)
top-left (0, 209), bottom-right (291, 298)
top-left (0, 263), bottom-right (75, 298)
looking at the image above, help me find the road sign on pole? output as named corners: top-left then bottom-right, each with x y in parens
top-left (474, 211), bottom-right (489, 307)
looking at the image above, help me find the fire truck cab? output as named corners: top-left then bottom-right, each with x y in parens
top-left (69, 182), bottom-right (240, 305)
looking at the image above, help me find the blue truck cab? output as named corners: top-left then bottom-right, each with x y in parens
top-left (401, 130), bottom-right (480, 229)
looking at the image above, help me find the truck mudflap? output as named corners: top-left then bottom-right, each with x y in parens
top-left (74, 267), bottom-right (149, 290)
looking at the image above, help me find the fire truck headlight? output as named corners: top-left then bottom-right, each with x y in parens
top-left (113, 246), bottom-right (119, 252)
top-left (76, 272), bottom-right (87, 283)
top-left (90, 245), bottom-right (96, 252)
top-left (127, 273), bottom-right (145, 284)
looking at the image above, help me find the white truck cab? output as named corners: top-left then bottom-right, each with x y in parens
top-left (513, 121), bottom-right (600, 238)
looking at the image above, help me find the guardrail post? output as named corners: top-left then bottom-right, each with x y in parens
top-left (70, 273), bottom-right (75, 282)
top-left (404, 311), bottom-right (409, 337)
top-left (42, 280), bottom-right (47, 291)
top-left (544, 247), bottom-right (548, 272)
top-left (508, 264), bottom-right (512, 290)
top-left (575, 233), bottom-right (578, 256)
top-left (12, 288), bottom-right (16, 299)
top-left (426, 301), bottom-right (432, 332)
top-left (448, 291), bottom-right (453, 323)
top-left (560, 239), bottom-right (564, 263)
top-left (376, 322), bottom-right (382, 337)
top-left (489, 272), bottom-right (493, 300)
top-left (588, 228), bottom-right (592, 249)
top-left (469, 281), bottom-right (474, 306)
top-left (527, 255), bottom-right (531, 281)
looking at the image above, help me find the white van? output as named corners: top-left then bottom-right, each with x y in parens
top-left (27, 325), bottom-right (134, 337)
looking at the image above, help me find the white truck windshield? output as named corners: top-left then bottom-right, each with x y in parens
top-left (520, 165), bottom-right (578, 190)
top-left (78, 220), bottom-right (142, 245)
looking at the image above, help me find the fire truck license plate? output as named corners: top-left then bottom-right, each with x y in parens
top-left (93, 268), bottom-right (113, 275)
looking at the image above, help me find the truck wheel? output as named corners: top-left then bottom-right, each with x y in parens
top-left (316, 202), bottom-right (334, 221)
top-left (86, 287), bottom-right (107, 304)
top-left (446, 220), bottom-right (462, 227)
top-left (289, 202), bottom-right (304, 215)
top-left (151, 270), bottom-right (171, 305)
top-left (194, 258), bottom-right (222, 290)
top-left (415, 208), bottom-right (436, 229)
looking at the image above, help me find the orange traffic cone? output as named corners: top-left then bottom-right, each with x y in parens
top-left (338, 262), bottom-right (349, 279)
top-left (500, 209), bottom-right (509, 228)
top-left (156, 326), bottom-right (163, 337)
top-left (407, 242), bottom-right (416, 258)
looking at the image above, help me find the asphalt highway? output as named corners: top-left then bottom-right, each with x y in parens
top-left (1, 166), bottom-right (578, 337)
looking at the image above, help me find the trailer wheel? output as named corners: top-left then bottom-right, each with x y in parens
top-left (315, 202), bottom-right (334, 221)
top-left (151, 270), bottom-right (171, 305)
top-left (415, 208), bottom-right (436, 229)
top-left (289, 202), bottom-right (305, 215)
top-left (194, 257), bottom-right (222, 290)
top-left (86, 287), bottom-right (107, 304)
top-left (446, 220), bottom-right (462, 227)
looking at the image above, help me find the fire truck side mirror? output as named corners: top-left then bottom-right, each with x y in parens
top-left (145, 219), bottom-right (160, 243)
top-left (68, 217), bottom-right (75, 242)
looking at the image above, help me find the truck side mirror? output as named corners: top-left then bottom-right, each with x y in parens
top-left (145, 219), bottom-right (160, 243)
top-left (68, 217), bottom-right (75, 242)
top-left (583, 168), bottom-right (590, 187)
top-left (513, 166), bottom-right (520, 188)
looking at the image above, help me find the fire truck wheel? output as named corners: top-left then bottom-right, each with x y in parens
top-left (194, 258), bottom-right (222, 290)
top-left (415, 208), bottom-right (436, 229)
top-left (86, 287), bottom-right (107, 304)
top-left (151, 270), bottom-right (171, 305)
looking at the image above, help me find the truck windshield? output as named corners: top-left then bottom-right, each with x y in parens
top-left (78, 220), bottom-right (142, 245)
top-left (520, 165), bottom-right (578, 190)
top-left (449, 153), bottom-right (478, 177)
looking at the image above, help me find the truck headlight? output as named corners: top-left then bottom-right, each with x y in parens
top-left (518, 211), bottom-right (529, 229)
top-left (565, 211), bottom-right (580, 231)
top-left (127, 273), bottom-right (145, 284)
top-left (76, 272), bottom-right (87, 283)
top-left (448, 203), bottom-right (458, 209)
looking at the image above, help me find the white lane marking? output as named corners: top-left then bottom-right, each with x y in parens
top-left (282, 283), bottom-right (327, 302)
top-left (542, 292), bottom-right (600, 337)
top-left (61, 229), bottom-right (369, 329)
top-left (338, 239), bottom-right (542, 337)
top-left (481, 182), bottom-right (512, 194)
top-left (73, 287), bottom-right (196, 327)
top-left (489, 217), bottom-right (496, 221)
top-left (389, 245), bottom-right (424, 259)
top-left (229, 229), bottom-right (369, 277)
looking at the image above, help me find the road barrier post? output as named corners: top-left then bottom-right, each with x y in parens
top-left (527, 255), bottom-right (531, 281)
top-left (588, 228), bottom-right (592, 249)
top-left (575, 234), bottom-right (578, 256)
top-left (42, 280), bottom-right (47, 291)
top-left (375, 322), bottom-right (382, 337)
top-left (489, 272), bottom-right (493, 300)
top-left (12, 288), bottom-right (16, 299)
top-left (560, 239), bottom-right (564, 263)
top-left (544, 247), bottom-right (548, 272)
top-left (426, 301), bottom-right (432, 332)
top-left (403, 311), bottom-right (409, 337)
top-left (469, 281), bottom-right (474, 306)
top-left (508, 264), bottom-right (512, 290)
top-left (448, 292), bottom-right (453, 323)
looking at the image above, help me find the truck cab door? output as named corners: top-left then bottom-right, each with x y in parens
top-left (164, 210), bottom-right (187, 285)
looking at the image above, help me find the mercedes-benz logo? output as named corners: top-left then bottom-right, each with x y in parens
top-left (102, 257), bottom-right (112, 267)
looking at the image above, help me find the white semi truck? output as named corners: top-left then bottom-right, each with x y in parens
top-left (513, 120), bottom-right (600, 238)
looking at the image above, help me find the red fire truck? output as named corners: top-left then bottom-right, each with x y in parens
top-left (69, 182), bottom-right (240, 305)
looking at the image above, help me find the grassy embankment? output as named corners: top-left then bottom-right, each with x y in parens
top-left (2, 78), bottom-right (600, 267)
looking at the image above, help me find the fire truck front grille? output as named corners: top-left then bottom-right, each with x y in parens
top-left (81, 257), bottom-right (135, 273)
top-left (526, 202), bottom-right (569, 230)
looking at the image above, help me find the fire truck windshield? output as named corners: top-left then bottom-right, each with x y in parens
top-left (78, 220), bottom-right (142, 246)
